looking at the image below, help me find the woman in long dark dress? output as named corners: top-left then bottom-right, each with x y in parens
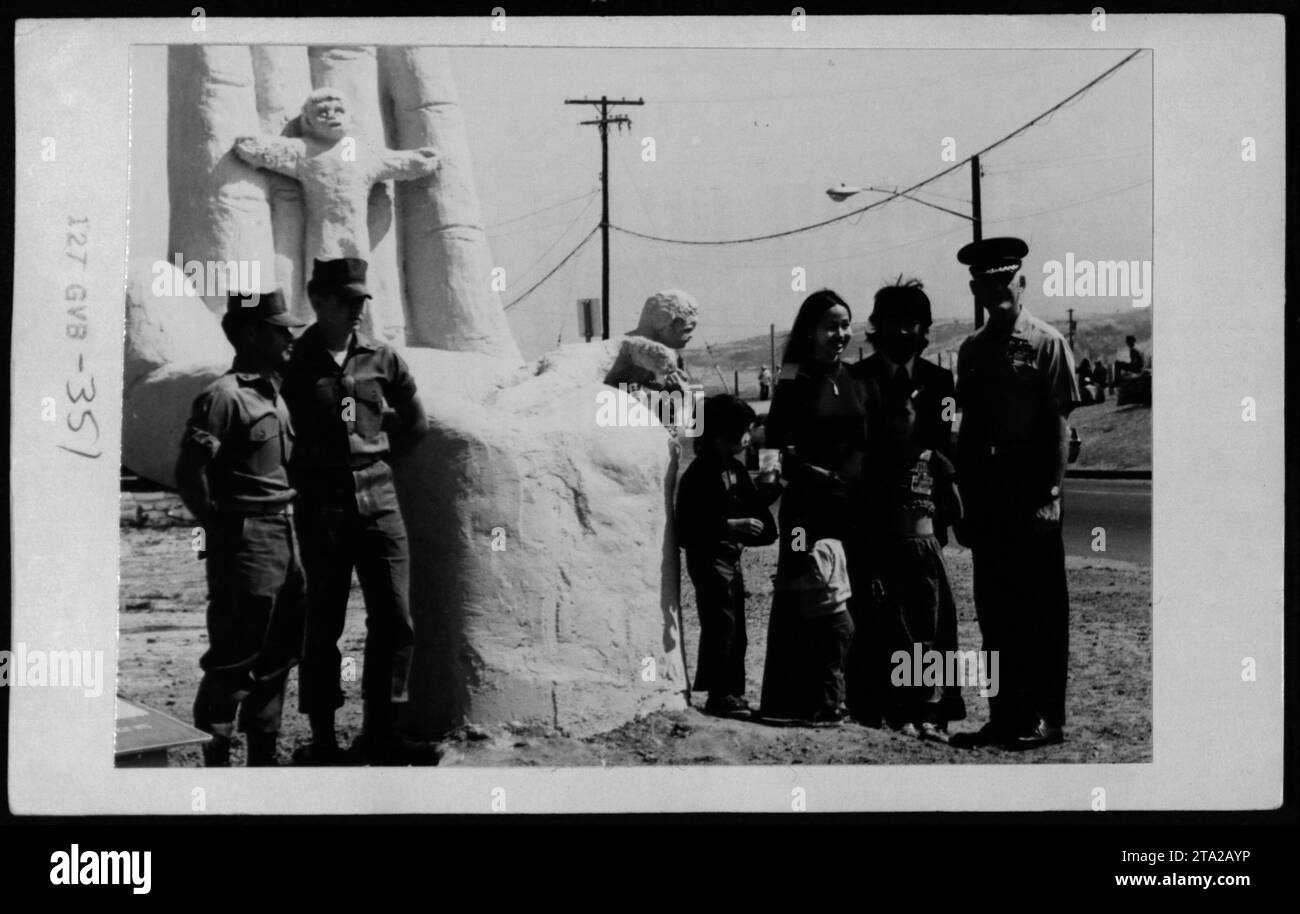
top-left (758, 290), bottom-right (870, 723)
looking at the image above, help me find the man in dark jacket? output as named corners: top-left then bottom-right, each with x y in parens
top-left (846, 278), bottom-right (957, 727)
top-left (849, 278), bottom-right (956, 473)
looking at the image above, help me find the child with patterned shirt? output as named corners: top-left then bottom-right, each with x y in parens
top-left (867, 395), bottom-right (967, 742)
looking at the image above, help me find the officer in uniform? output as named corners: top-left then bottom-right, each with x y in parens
top-left (283, 258), bottom-right (428, 765)
top-left (950, 237), bottom-right (1080, 750)
top-left (175, 290), bottom-right (307, 767)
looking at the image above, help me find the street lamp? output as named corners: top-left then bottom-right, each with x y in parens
top-left (826, 184), bottom-right (974, 223)
top-left (826, 154), bottom-right (985, 327)
top-left (826, 182), bottom-right (864, 203)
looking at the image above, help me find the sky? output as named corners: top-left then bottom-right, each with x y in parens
top-left (132, 46), bottom-right (1152, 361)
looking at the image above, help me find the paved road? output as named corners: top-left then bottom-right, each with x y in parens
top-left (754, 473), bottom-right (1151, 565)
top-left (1061, 477), bottom-right (1151, 564)
top-left (747, 399), bottom-right (1150, 561)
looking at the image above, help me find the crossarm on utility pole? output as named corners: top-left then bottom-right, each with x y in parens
top-left (566, 96), bottom-right (645, 339)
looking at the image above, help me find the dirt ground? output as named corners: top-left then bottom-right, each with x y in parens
top-left (118, 516), bottom-right (1151, 768)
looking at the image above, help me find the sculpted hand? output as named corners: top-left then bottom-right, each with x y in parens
top-left (662, 368), bottom-right (691, 392)
top-left (124, 45), bottom-right (526, 487)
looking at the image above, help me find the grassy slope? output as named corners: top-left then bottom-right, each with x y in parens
top-left (1070, 399), bottom-right (1152, 471)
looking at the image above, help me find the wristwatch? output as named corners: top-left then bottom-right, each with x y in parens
top-left (1048, 485), bottom-right (1061, 500)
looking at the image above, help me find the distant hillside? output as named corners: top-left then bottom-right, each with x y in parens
top-left (685, 308), bottom-right (1152, 398)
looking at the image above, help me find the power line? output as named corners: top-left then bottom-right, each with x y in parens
top-left (801, 222), bottom-right (976, 267)
top-left (985, 143), bottom-right (1149, 171)
top-left (614, 136), bottom-right (662, 237)
top-left (905, 186), bottom-right (973, 206)
top-left (485, 187), bottom-right (599, 231)
top-left (988, 177), bottom-right (1151, 222)
top-left (609, 138), bottom-right (671, 307)
top-left (504, 225), bottom-right (600, 312)
top-left (488, 204), bottom-right (600, 242)
top-left (556, 230), bottom-right (583, 346)
top-left (617, 215), bottom-right (971, 271)
top-left (610, 49), bottom-right (1145, 247)
top-left (508, 192), bottom-right (600, 284)
top-left (615, 197), bottom-right (1139, 280)
top-left (652, 55), bottom-right (1110, 108)
top-left (611, 176), bottom-right (1146, 273)
top-left (813, 179), bottom-right (1149, 265)
top-left (984, 146), bottom-right (1149, 176)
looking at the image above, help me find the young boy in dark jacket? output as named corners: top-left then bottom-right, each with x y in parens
top-left (676, 395), bottom-right (780, 717)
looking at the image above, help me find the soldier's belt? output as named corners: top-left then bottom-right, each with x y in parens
top-left (295, 460), bottom-right (393, 498)
top-left (298, 458), bottom-right (385, 479)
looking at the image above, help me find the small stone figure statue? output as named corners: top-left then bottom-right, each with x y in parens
top-left (604, 289), bottom-right (700, 394)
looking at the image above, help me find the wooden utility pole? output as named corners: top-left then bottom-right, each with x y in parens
top-left (970, 153), bottom-right (984, 329)
top-left (565, 95), bottom-right (644, 340)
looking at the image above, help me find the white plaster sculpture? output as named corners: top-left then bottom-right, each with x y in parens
top-left (233, 87), bottom-right (440, 267)
top-left (126, 45), bottom-right (686, 739)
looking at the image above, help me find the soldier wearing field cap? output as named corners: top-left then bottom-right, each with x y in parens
top-left (283, 257), bottom-right (428, 765)
top-left (950, 237), bottom-right (1080, 750)
top-left (175, 289), bottom-right (308, 767)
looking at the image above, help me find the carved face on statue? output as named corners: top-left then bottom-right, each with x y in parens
top-left (301, 89), bottom-right (350, 143)
top-left (662, 316), bottom-right (697, 349)
top-left (635, 290), bottom-right (700, 350)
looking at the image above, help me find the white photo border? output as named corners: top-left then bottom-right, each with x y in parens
top-left (9, 13), bottom-right (1284, 813)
